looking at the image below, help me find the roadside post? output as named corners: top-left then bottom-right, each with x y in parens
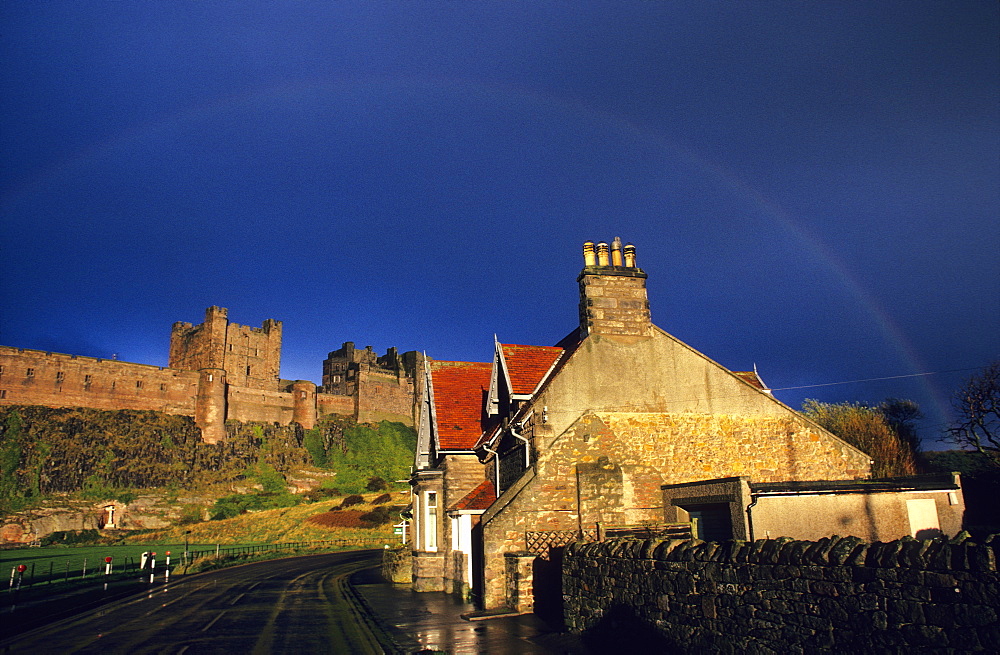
top-left (15, 564), bottom-right (26, 591)
top-left (104, 556), bottom-right (113, 590)
top-left (164, 551), bottom-right (171, 581)
top-left (149, 552), bottom-right (156, 584)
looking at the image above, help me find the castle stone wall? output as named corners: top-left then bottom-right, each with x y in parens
top-left (564, 535), bottom-right (999, 651)
top-left (0, 346), bottom-right (198, 416)
top-left (356, 368), bottom-right (416, 424)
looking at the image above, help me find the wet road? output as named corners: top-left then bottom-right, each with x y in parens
top-left (1, 550), bottom-right (389, 655)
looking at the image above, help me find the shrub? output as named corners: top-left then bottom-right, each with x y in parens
top-left (41, 529), bottom-right (103, 546)
top-left (306, 510), bottom-right (366, 528)
top-left (366, 476), bottom-right (389, 492)
top-left (359, 505), bottom-right (392, 526)
top-left (339, 494), bottom-right (364, 509)
top-left (372, 493), bottom-right (392, 505)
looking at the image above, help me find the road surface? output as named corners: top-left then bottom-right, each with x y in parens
top-left (1, 550), bottom-right (390, 654)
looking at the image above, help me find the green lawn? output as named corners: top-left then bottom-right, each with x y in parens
top-left (0, 543), bottom-right (209, 585)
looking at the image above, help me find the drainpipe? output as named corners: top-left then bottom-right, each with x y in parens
top-left (483, 442), bottom-right (501, 496)
top-left (510, 428), bottom-right (531, 469)
top-left (745, 494), bottom-right (759, 542)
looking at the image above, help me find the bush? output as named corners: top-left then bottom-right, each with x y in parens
top-left (210, 491), bottom-right (300, 520)
top-left (366, 476), bottom-right (389, 492)
top-left (359, 505), bottom-right (392, 526)
top-left (177, 504), bottom-right (204, 525)
top-left (339, 494), bottom-right (364, 509)
top-left (372, 493), bottom-right (392, 505)
top-left (41, 529), bottom-right (103, 546)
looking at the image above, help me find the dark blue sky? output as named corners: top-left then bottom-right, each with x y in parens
top-left (2, 1), bottom-right (997, 446)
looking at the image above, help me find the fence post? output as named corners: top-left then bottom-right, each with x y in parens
top-left (82, 558), bottom-right (87, 579)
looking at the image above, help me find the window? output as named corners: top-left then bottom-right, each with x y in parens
top-left (229, 344), bottom-right (233, 351)
top-left (160, 383), bottom-right (166, 391)
top-left (56, 371), bottom-right (65, 382)
top-left (424, 491), bottom-right (438, 551)
top-left (0, 365), bottom-right (5, 375)
top-left (84, 374), bottom-right (92, 387)
top-left (246, 366), bottom-right (251, 376)
top-left (0, 390), bottom-right (6, 399)
top-left (136, 380), bottom-right (143, 389)
top-left (26, 368), bottom-right (34, 377)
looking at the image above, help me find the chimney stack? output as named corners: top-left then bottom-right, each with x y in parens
top-left (578, 237), bottom-right (651, 338)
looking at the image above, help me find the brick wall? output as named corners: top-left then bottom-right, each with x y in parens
top-left (564, 535), bottom-right (999, 651)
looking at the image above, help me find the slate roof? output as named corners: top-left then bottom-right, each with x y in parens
top-left (430, 361), bottom-right (492, 451)
top-left (450, 479), bottom-right (496, 512)
top-left (500, 343), bottom-right (564, 395)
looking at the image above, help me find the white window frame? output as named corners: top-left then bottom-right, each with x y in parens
top-left (424, 491), bottom-right (438, 552)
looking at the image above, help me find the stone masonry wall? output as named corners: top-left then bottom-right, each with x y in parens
top-left (355, 368), bottom-right (416, 425)
top-left (564, 535), bottom-right (999, 651)
top-left (0, 346), bottom-right (198, 416)
top-left (480, 411), bottom-right (869, 609)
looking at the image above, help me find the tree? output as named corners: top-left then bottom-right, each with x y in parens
top-left (948, 361), bottom-right (1000, 467)
top-left (801, 399), bottom-right (917, 477)
top-left (877, 398), bottom-right (923, 453)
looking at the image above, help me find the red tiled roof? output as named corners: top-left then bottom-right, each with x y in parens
top-left (431, 361), bottom-right (492, 450)
top-left (450, 479), bottom-right (496, 511)
top-left (733, 371), bottom-right (768, 390)
top-left (500, 344), bottom-right (563, 395)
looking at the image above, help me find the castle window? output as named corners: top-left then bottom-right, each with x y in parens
top-left (160, 383), bottom-right (166, 391)
top-left (0, 365), bottom-right (4, 375)
top-left (229, 344), bottom-right (233, 351)
top-left (112, 381), bottom-right (116, 389)
top-left (26, 368), bottom-right (34, 377)
top-left (0, 390), bottom-right (6, 399)
top-left (136, 380), bottom-right (143, 389)
top-left (84, 374), bottom-right (92, 386)
top-left (254, 348), bottom-right (259, 356)
top-left (246, 366), bottom-right (251, 376)
top-left (56, 371), bottom-right (65, 382)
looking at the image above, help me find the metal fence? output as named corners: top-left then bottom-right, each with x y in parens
top-left (4, 539), bottom-right (389, 591)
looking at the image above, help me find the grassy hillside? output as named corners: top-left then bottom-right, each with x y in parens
top-left (126, 490), bottom-right (410, 545)
top-left (0, 407), bottom-right (416, 519)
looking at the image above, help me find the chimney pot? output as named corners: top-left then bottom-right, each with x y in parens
top-left (582, 241), bottom-right (596, 266)
top-left (623, 243), bottom-right (636, 268)
top-left (596, 242), bottom-right (610, 266)
top-left (611, 237), bottom-right (624, 266)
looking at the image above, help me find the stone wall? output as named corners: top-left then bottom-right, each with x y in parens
top-left (0, 346), bottom-right (198, 415)
top-left (563, 535), bottom-right (999, 651)
top-left (355, 368), bottom-right (415, 425)
top-left (479, 410), bottom-right (870, 610)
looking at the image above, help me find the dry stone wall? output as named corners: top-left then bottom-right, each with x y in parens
top-left (564, 535), bottom-right (999, 652)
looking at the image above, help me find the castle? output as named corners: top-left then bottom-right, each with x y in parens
top-left (0, 306), bottom-right (420, 443)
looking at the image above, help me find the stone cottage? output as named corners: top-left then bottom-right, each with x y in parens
top-left (410, 238), bottom-right (875, 612)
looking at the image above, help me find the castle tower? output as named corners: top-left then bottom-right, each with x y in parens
top-left (170, 307), bottom-right (282, 391)
top-left (291, 380), bottom-right (317, 429)
top-left (196, 368), bottom-right (227, 444)
top-left (578, 237), bottom-right (651, 338)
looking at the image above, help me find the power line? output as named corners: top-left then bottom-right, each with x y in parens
top-left (769, 367), bottom-right (981, 392)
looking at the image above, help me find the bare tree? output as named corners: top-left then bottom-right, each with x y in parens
top-left (948, 361), bottom-right (1000, 467)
